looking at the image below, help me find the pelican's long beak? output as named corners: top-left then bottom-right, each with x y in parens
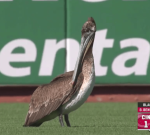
top-left (72, 31), bottom-right (95, 86)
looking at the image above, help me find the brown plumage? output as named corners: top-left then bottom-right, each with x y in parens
top-left (24, 71), bottom-right (83, 126)
top-left (82, 17), bottom-right (96, 36)
top-left (24, 17), bottom-right (96, 127)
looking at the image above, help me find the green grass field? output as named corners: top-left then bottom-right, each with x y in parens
top-left (0, 103), bottom-right (149, 135)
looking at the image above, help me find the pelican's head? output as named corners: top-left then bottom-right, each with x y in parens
top-left (81, 17), bottom-right (96, 38)
top-left (80, 17), bottom-right (96, 59)
top-left (72, 17), bottom-right (96, 86)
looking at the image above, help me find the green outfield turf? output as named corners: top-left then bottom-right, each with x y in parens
top-left (0, 102), bottom-right (148, 135)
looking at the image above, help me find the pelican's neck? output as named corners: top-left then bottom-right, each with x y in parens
top-left (82, 45), bottom-right (94, 79)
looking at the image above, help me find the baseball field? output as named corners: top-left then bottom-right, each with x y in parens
top-left (0, 102), bottom-right (148, 135)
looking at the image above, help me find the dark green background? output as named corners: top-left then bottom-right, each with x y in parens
top-left (67, 0), bottom-right (150, 84)
top-left (0, 0), bottom-right (150, 84)
top-left (0, 0), bottom-right (66, 84)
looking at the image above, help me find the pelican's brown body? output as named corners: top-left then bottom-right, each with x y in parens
top-left (24, 17), bottom-right (96, 127)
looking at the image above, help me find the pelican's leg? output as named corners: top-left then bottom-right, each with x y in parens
top-left (59, 114), bottom-right (64, 127)
top-left (64, 114), bottom-right (71, 127)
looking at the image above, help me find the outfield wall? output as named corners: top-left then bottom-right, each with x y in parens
top-left (0, 86), bottom-right (150, 103)
top-left (0, 0), bottom-right (150, 102)
top-left (0, 0), bottom-right (150, 85)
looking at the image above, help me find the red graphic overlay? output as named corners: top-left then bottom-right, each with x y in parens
top-left (138, 113), bottom-right (150, 130)
top-left (138, 107), bottom-right (150, 112)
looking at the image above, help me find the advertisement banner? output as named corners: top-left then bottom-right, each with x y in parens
top-left (0, 0), bottom-right (66, 84)
top-left (0, 0), bottom-right (150, 85)
top-left (67, 0), bottom-right (150, 84)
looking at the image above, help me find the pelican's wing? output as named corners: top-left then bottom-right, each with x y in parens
top-left (24, 71), bottom-right (83, 126)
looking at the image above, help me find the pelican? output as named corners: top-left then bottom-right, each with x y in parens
top-left (23, 17), bottom-right (96, 127)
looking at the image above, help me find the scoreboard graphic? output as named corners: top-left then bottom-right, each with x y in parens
top-left (138, 102), bottom-right (150, 130)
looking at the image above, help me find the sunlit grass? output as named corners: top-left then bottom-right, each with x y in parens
top-left (0, 102), bottom-right (148, 135)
